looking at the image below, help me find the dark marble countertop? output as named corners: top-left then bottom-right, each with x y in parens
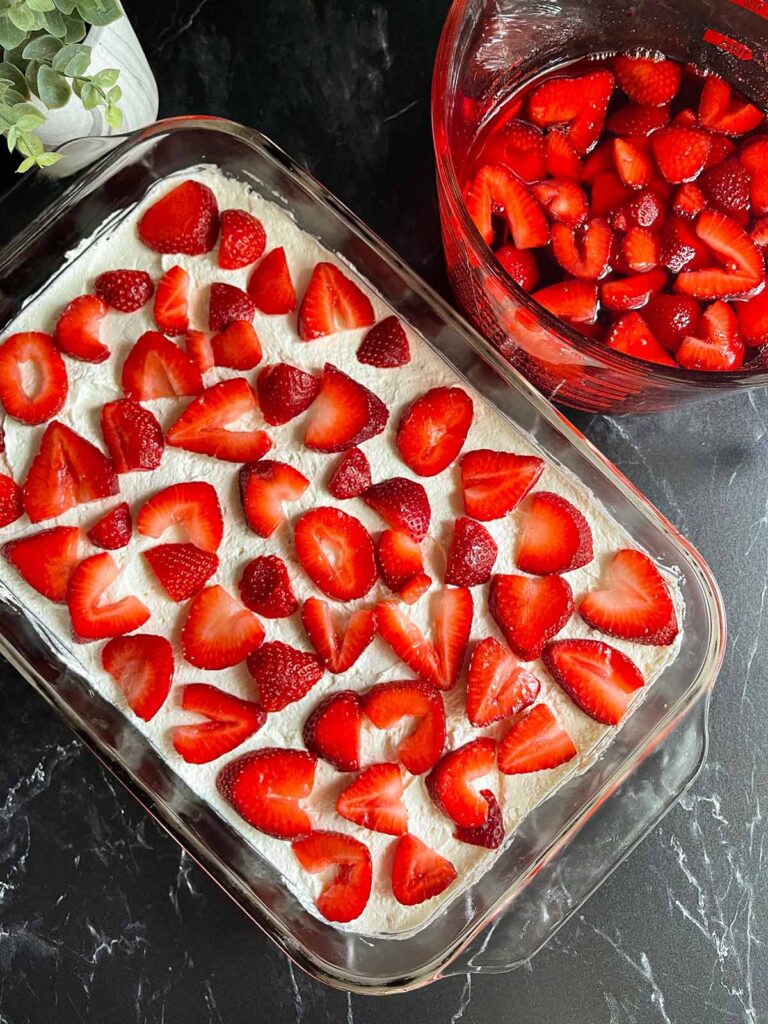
top-left (0, 1), bottom-right (766, 1022)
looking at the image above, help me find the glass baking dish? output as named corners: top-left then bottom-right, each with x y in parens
top-left (0, 117), bottom-right (725, 993)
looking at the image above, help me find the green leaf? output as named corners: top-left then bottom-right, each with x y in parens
top-left (52, 40), bottom-right (89, 74)
top-left (22, 32), bottom-right (62, 60)
top-left (6, 125), bottom-right (18, 149)
top-left (0, 59), bottom-right (28, 95)
top-left (0, 13), bottom-right (29, 48)
top-left (8, 4), bottom-right (42, 32)
top-left (80, 79), bottom-right (98, 107)
top-left (37, 63), bottom-right (70, 107)
top-left (54, 0), bottom-right (77, 12)
top-left (36, 150), bottom-right (61, 165)
top-left (17, 155), bottom-right (36, 172)
top-left (15, 110), bottom-right (45, 131)
top-left (61, 12), bottom-right (84, 41)
top-left (75, 0), bottom-right (122, 27)
top-left (28, 0), bottom-right (57, 12)
top-left (17, 131), bottom-right (43, 156)
top-left (42, 7), bottom-right (67, 37)
top-left (106, 82), bottom-right (119, 102)
top-left (92, 65), bottom-right (117, 88)
top-left (104, 100), bottom-right (120, 129)
top-left (25, 58), bottom-right (40, 93)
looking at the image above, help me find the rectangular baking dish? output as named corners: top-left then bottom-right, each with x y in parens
top-left (0, 117), bottom-right (725, 993)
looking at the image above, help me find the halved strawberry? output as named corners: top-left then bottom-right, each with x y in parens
top-left (336, 763), bottom-right (407, 836)
top-left (303, 690), bottom-right (362, 772)
top-left (138, 179), bottom-right (219, 255)
top-left (375, 599), bottom-right (439, 685)
top-left (737, 286), bottom-right (768, 346)
top-left (531, 180), bottom-right (589, 228)
top-left (466, 636), bottom-right (540, 727)
top-left (589, 171), bottom-right (632, 219)
top-left (239, 460), bottom-right (309, 538)
top-left (2, 525), bottom-right (80, 601)
top-left (699, 159), bottom-right (751, 217)
top-left (740, 140), bottom-right (768, 216)
top-left (218, 208), bottom-right (266, 270)
top-left (704, 134), bottom-right (737, 170)
top-left (426, 737), bottom-right (496, 828)
top-left (328, 447), bottom-right (371, 499)
top-left (601, 267), bottom-right (667, 311)
top-left (292, 831), bottom-right (372, 923)
top-left (101, 633), bottom-right (173, 721)
top-left (673, 182), bottom-right (708, 220)
top-left (247, 247), bottom-right (297, 314)
top-left (532, 279), bottom-right (598, 322)
top-left (399, 573), bottom-right (432, 605)
top-left (121, 331), bottom-right (203, 400)
top-left (606, 103), bottom-right (670, 137)
top-left (144, 542), bottom-right (218, 601)
top-left (166, 378), bottom-right (272, 463)
top-left (391, 833), bottom-right (456, 907)
top-left (497, 703), bottom-right (577, 774)
top-left (95, 270), bottom-right (153, 313)
top-left (0, 332), bottom-right (68, 425)
top-left (698, 75), bottom-right (763, 136)
top-left (137, 481), bottom-right (223, 552)
top-left (246, 640), bottom-right (323, 712)
top-left (153, 265), bottom-right (189, 335)
top-left (751, 218), bottom-right (768, 247)
top-left (208, 282), bottom-right (255, 332)
top-left (396, 386), bottom-right (473, 478)
top-left (622, 227), bottom-right (660, 272)
top-left (444, 516), bottom-right (497, 587)
top-left (173, 683), bottom-right (266, 764)
top-left (0, 474), bottom-right (22, 528)
top-left (363, 477), bottom-right (431, 540)
top-left (303, 363), bottom-right (387, 452)
top-left (301, 597), bottom-right (376, 673)
top-left (363, 680), bottom-right (446, 775)
top-left (676, 298), bottom-right (744, 371)
top-left (489, 573), bottom-right (574, 660)
top-left (298, 262), bottom-right (375, 340)
top-left (239, 555), bottom-right (297, 618)
top-left (357, 315), bottom-right (411, 368)
top-left (583, 140), bottom-right (616, 182)
top-left (580, 548), bottom-right (678, 644)
top-left (67, 552), bottom-right (150, 642)
top-left (614, 55), bottom-right (680, 107)
top-left (181, 585), bottom-right (264, 669)
top-left (516, 491), bottom-right (593, 575)
top-left (217, 747), bottom-right (315, 839)
top-left (543, 638), bottom-right (645, 724)
top-left (88, 502), bottom-right (132, 550)
top-left (675, 211), bottom-right (762, 299)
top-left (376, 529), bottom-right (426, 593)
top-left (551, 218), bottom-right (613, 279)
top-left (185, 330), bottom-right (213, 373)
top-left (495, 244), bottom-right (540, 290)
top-left (606, 311), bottom-right (677, 366)
top-left (613, 137), bottom-right (654, 189)
top-left (256, 362), bottom-right (319, 426)
top-left (528, 69), bottom-right (614, 153)
top-left (464, 164), bottom-right (550, 248)
top-left (474, 118), bottom-right (546, 181)
top-left (545, 130), bottom-right (582, 179)
top-left (651, 127), bottom-right (712, 183)
top-left (54, 295), bottom-right (109, 362)
top-left (454, 789), bottom-right (505, 848)
top-left (22, 421), bottom-right (117, 524)
top-left (460, 449), bottom-right (544, 522)
top-left (294, 506), bottom-right (377, 600)
top-left (643, 293), bottom-right (701, 352)
top-left (210, 321), bottom-right (263, 370)
top-left (101, 399), bottom-right (164, 473)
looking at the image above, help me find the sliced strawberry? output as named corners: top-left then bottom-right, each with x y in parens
top-left (121, 331), bottom-right (203, 401)
top-left (357, 316), bottom-right (411, 368)
top-left (400, 573), bottom-right (432, 605)
top-left (363, 477), bottom-right (431, 540)
top-left (751, 217), bottom-right (768, 247)
top-left (137, 481), bottom-right (222, 552)
top-left (166, 378), bottom-right (272, 463)
top-left (101, 633), bottom-right (173, 721)
top-left (544, 638), bottom-right (645, 724)
top-left (579, 548), bottom-right (678, 644)
top-left (489, 573), bottom-right (574, 660)
top-left (704, 134), bottom-right (737, 170)
top-left (496, 245), bottom-right (541, 291)
top-left (173, 683), bottom-right (266, 764)
top-left (551, 218), bottom-right (613, 279)
top-left (153, 265), bottom-right (189, 335)
top-left (327, 447), bottom-right (371, 499)
top-left (740, 140), bottom-right (768, 216)
top-left (601, 267), bottom-right (667, 311)
top-left (239, 555), bottom-right (297, 618)
top-left (0, 474), bottom-right (22, 528)
top-left (545, 130), bottom-right (582, 179)
top-left (583, 140), bottom-right (615, 181)
top-left (673, 182), bottom-right (707, 219)
top-left (238, 459), bottom-right (309, 539)
top-left (460, 448), bottom-right (543, 522)
top-left (445, 516), bottom-right (497, 587)
top-left (208, 282), bottom-right (255, 332)
top-left (22, 421), bottom-right (117, 524)
top-left (217, 747), bottom-right (315, 839)
top-left (677, 299), bottom-right (744, 371)
top-left (516, 491), bottom-right (593, 575)
top-left (613, 137), bottom-right (654, 189)
top-left (247, 640), bottom-right (323, 712)
top-left (67, 552), bottom-right (150, 642)
top-left (0, 332), bottom-right (68, 425)
top-left (623, 227), bottom-right (660, 272)
top-left (54, 294), bottom-right (109, 362)
top-left (475, 119), bottom-right (546, 181)
top-left (256, 362), bottom-right (319, 426)
top-left (528, 69), bottom-right (614, 153)
top-left (466, 636), bottom-right (540, 727)
top-left (614, 56), bottom-right (680, 107)
top-left (95, 269), bottom-right (153, 313)
top-left (700, 159), bottom-right (751, 218)
top-left (185, 330), bottom-right (213, 373)
top-left (391, 833), bottom-right (456, 907)
top-left (247, 247), bottom-right (297, 314)
top-left (294, 506), bottom-right (377, 600)
top-left (336, 763), bottom-right (407, 836)
top-left (698, 76), bottom-right (763, 136)
top-left (292, 831), bottom-right (372, 923)
top-left (396, 386), bottom-right (473, 478)
top-left (376, 529), bottom-right (425, 593)
top-left (660, 214), bottom-right (714, 273)
top-left (606, 311), bottom-right (676, 366)
top-left (303, 690), bottom-right (362, 772)
top-left (426, 737), bottom-right (496, 828)
top-left (497, 703), bottom-right (577, 774)
top-left (363, 680), bottom-right (445, 775)
top-left (652, 127), bottom-right (712, 183)
top-left (434, 586), bottom-right (473, 687)
top-left (464, 164), bottom-right (549, 248)
top-left (218, 208), bottom-right (266, 270)
top-left (210, 320), bottom-right (262, 370)
top-left (2, 525), bottom-right (80, 602)
top-left (100, 399), bottom-right (164, 474)
top-left (737, 286), bottom-right (768, 346)
top-left (301, 597), bottom-right (376, 673)
top-left (138, 179), bottom-right (219, 255)
top-left (298, 262), bottom-right (375, 340)
top-left (144, 542), bottom-right (218, 601)
top-left (532, 279), bottom-right (598, 323)
top-left (374, 599), bottom-right (440, 686)
top-left (589, 171), bottom-right (631, 219)
top-left (675, 211), bottom-right (762, 299)
top-left (181, 585), bottom-right (264, 669)
top-left (531, 180), bottom-right (589, 228)
top-left (453, 788), bottom-right (504, 848)
top-left (643, 293), bottom-right (701, 352)
top-left (606, 103), bottom-right (670, 137)
top-left (88, 502), bottom-right (132, 550)
top-left (303, 363), bottom-right (387, 452)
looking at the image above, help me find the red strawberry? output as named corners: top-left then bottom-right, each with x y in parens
top-left (375, 600), bottom-right (438, 686)
top-left (453, 788), bottom-right (504, 848)
top-left (95, 269), bottom-right (153, 313)
top-left (700, 159), bottom-right (751, 217)
top-left (101, 634), bottom-right (173, 721)
top-left (336, 763), bottom-right (407, 836)
top-left (292, 831), bottom-right (372, 923)
top-left (606, 103), bottom-right (670, 137)
top-left (551, 218), bottom-right (613, 279)
top-left (54, 294), bottom-right (109, 362)
top-left (166, 379), bottom-right (272, 463)
top-left (363, 680), bottom-right (445, 775)
top-left (444, 516), bottom-right (497, 587)
top-left (740, 140), bottom-right (768, 216)
top-left (698, 76), bottom-right (763, 136)
top-left (751, 217), bottom-right (768, 247)
top-left (0, 332), bottom-right (68, 425)
top-left (677, 299), bottom-right (744, 371)
top-left (543, 638), bottom-right (645, 724)
top-left (303, 690), bottom-right (362, 772)
top-left (528, 69), bottom-right (614, 153)
top-left (489, 573), bottom-right (574, 660)
top-left (495, 244), bottom-right (539, 290)
top-left (298, 262), bottom-right (375, 340)
top-left (673, 182), bottom-right (707, 219)
top-left (304, 363), bottom-right (388, 452)
top-left (460, 449), bottom-right (543, 522)
top-left (643, 293), bottom-right (701, 352)
top-left (238, 555), bottom-right (297, 618)
top-left (376, 529), bottom-right (425, 592)
top-left (218, 209), bottom-right (266, 270)
top-left (580, 548), bottom-right (678, 644)
top-left (397, 386), bottom-right (473, 478)
top-left (217, 747), bottom-right (315, 839)
top-left (532, 279), bottom-right (598, 322)
top-left (613, 137), bottom-right (654, 189)
top-left (121, 331), bottom-right (203, 400)
top-left (173, 683), bottom-right (266, 764)
top-left (153, 265), bottom-right (189, 335)
top-left (210, 321), bottom-right (262, 370)
top-left (100, 399), bottom-right (164, 473)
top-left (144, 542), bottom-right (218, 601)
top-left (137, 481), bottom-right (223, 552)
top-left (606, 311), bottom-right (676, 366)
top-left (398, 572), bottom-right (432, 605)
top-left (88, 502), bottom-right (132, 550)
top-left (464, 164), bottom-right (549, 248)
top-left (294, 506), bottom-right (377, 600)
top-left (247, 247), bottom-right (297, 314)
top-left (583, 140), bottom-right (616, 181)
top-left (391, 834), bottom-right (456, 907)
top-left (208, 282), bottom-right (255, 331)
top-left (531, 180), bottom-right (589, 228)
top-left (622, 227), bottom-right (660, 272)
top-left (516, 491), bottom-right (593, 575)
top-left (247, 640), bottom-right (323, 712)
top-left (614, 56), bottom-right (680, 107)
top-left (185, 330), bottom-right (213, 373)
top-left (652, 127), bottom-right (711, 183)
top-left (475, 119), bottom-right (546, 181)
top-left (589, 171), bottom-right (631, 219)
top-left (67, 553), bottom-right (150, 642)
top-left (181, 585), bottom-right (264, 669)
top-left (660, 214), bottom-right (713, 273)
top-left (0, 474), bottom-right (22, 528)
top-left (466, 636), bottom-right (540, 727)
top-left (138, 179), bottom-right (219, 255)
top-left (498, 703), bottom-right (577, 774)
top-left (328, 447), bottom-right (371, 499)
top-left (426, 737), bottom-right (496, 828)
top-left (601, 267), bottom-right (667, 311)
top-left (675, 211), bottom-right (762, 299)
top-left (301, 597), bottom-right (376, 673)
top-left (256, 362), bottom-right (319, 426)
top-left (737, 286), bottom-right (768, 346)
top-left (545, 130), bottom-right (582, 179)
top-left (22, 422), bottom-right (117, 524)
top-left (2, 525), bottom-right (80, 601)
top-left (704, 134), bottom-right (737, 170)
top-left (239, 459), bottom-right (309, 537)
top-left (363, 477), bottom-right (431, 540)
top-left (356, 316), bottom-right (411, 368)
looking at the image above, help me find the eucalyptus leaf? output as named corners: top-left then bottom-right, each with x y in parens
top-left (104, 101), bottom-right (120, 129)
top-left (17, 155), bottom-right (35, 172)
top-left (8, 5), bottom-right (42, 33)
top-left (22, 34), bottom-right (63, 60)
top-left (80, 79), bottom-right (97, 107)
top-left (27, 0), bottom-right (57, 13)
top-left (106, 82), bottom-right (119, 102)
top-left (15, 111), bottom-right (43, 131)
top-left (54, 0), bottom-right (77, 12)
top-left (36, 150), bottom-right (61, 165)
top-left (52, 41), bottom-right (89, 73)
top-left (37, 63), bottom-right (70, 107)
top-left (6, 125), bottom-right (17, 149)
top-left (24, 58), bottom-right (39, 93)
top-left (42, 7), bottom-right (67, 37)
top-left (92, 65), bottom-right (117, 88)
top-left (0, 13), bottom-right (29, 48)
top-left (75, 0), bottom-right (122, 27)
top-left (0, 59), bottom-right (28, 95)
top-left (62, 12), bottom-right (84, 41)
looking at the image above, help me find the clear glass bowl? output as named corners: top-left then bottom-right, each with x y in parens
top-left (0, 117), bottom-right (725, 992)
top-left (432, 0), bottom-right (768, 413)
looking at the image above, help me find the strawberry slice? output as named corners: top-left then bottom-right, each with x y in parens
top-left (398, 572), bottom-right (432, 605)
top-left (376, 529), bottom-right (426, 595)
top-left (660, 215), bottom-right (714, 273)
top-left (531, 180), bottom-right (589, 228)
top-left (218, 208), bottom-right (266, 270)
top-left (651, 127), bottom-right (712, 184)
top-left (22, 421), bottom-right (117, 524)
top-left (304, 363), bottom-right (388, 452)
top-left (95, 269), bottom-right (153, 313)
top-left (543, 638), bottom-right (645, 725)
top-left (474, 119), bottom-right (546, 181)
top-left (375, 599), bottom-right (440, 685)
top-left (528, 69), bottom-right (614, 153)
top-left (601, 267), bottom-right (667, 311)
top-left (153, 265), bottom-right (189, 335)
top-left (247, 247), bottom-right (297, 314)
top-left (674, 211), bottom-right (762, 299)
top-left (489, 573), bottom-right (574, 660)
top-left (466, 636), bottom-right (540, 727)
top-left (751, 217), bottom-right (768, 247)
top-left (643, 293), bottom-right (701, 352)
top-left (363, 476), bottom-right (431, 540)
top-left (516, 491), bottom-right (593, 575)
top-left (54, 294), bottom-right (109, 362)
top-left (294, 506), bottom-right (377, 600)
top-left (495, 244), bottom-right (540, 289)
top-left (0, 474), bottom-right (22, 528)
top-left (532, 279), bottom-right (598, 323)
top-left (426, 737), bottom-right (496, 828)
top-left (606, 103), bottom-right (670, 137)
top-left (498, 703), bottom-right (577, 774)
top-left (545, 130), bottom-right (582, 180)
top-left (298, 262), bottom-right (375, 340)
top-left (327, 447), bottom-right (371, 499)
top-left (239, 460), bottom-right (309, 537)
top-left (698, 75), bottom-right (763, 136)
top-left (181, 585), bottom-right (264, 669)
top-left (432, 585), bottom-right (475, 687)
top-left (606, 312), bottom-right (676, 366)
top-left (138, 179), bottom-right (219, 255)
top-left (185, 330), bottom-right (213, 373)
top-left (208, 282), bottom-right (255, 331)
top-left (301, 597), bottom-right (376, 673)
top-left (217, 747), bottom-right (315, 839)
top-left (357, 316), bottom-right (411, 368)
top-left (589, 171), bottom-right (631, 218)
top-left (444, 516), bottom-right (497, 587)
top-left (579, 548), bottom-right (678, 644)
top-left (121, 331), bottom-right (203, 400)
top-left (67, 552), bottom-right (150, 642)
top-left (144, 542), bottom-right (218, 601)
top-left (699, 159), bottom-right (750, 217)
top-left (460, 449), bottom-right (544, 522)
top-left (303, 690), bottom-right (362, 772)
top-left (0, 332), bottom-right (68, 425)
top-left (292, 831), bottom-right (372, 923)
top-left (172, 683), bottom-right (266, 764)
top-left (363, 680), bottom-right (446, 775)
top-left (246, 640), bottom-right (323, 712)
top-left (551, 218), bottom-right (613, 279)
top-left (677, 299), bottom-right (744, 371)
top-left (101, 399), bottom-right (164, 474)
top-left (622, 227), bottom-right (661, 273)
top-left (256, 362), bottom-right (319, 426)
top-left (101, 634), bottom-right (173, 721)
top-left (453, 789), bottom-right (505, 849)
top-left (614, 55), bottom-right (680, 107)
top-left (464, 164), bottom-right (549, 248)
top-left (396, 386), bottom-right (473, 478)
top-left (673, 183), bottom-right (707, 220)
top-left (737, 287), bottom-right (768, 346)
top-left (391, 834), bottom-right (456, 907)
top-left (741, 140), bottom-right (768, 216)
top-left (336, 763), bottom-right (407, 836)
top-left (613, 138), bottom-right (654, 189)
top-left (704, 134), bottom-right (737, 170)
top-left (88, 502), bottom-right (132, 550)
top-left (210, 321), bottom-right (263, 370)
top-left (166, 379), bottom-right (272, 463)
top-left (137, 481), bottom-right (223, 552)
top-left (238, 555), bottom-right (298, 618)
top-left (2, 525), bottom-right (80, 602)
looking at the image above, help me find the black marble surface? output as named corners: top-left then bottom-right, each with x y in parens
top-left (1, 1), bottom-right (766, 1021)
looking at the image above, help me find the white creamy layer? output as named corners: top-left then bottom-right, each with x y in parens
top-left (0, 167), bottom-right (682, 936)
